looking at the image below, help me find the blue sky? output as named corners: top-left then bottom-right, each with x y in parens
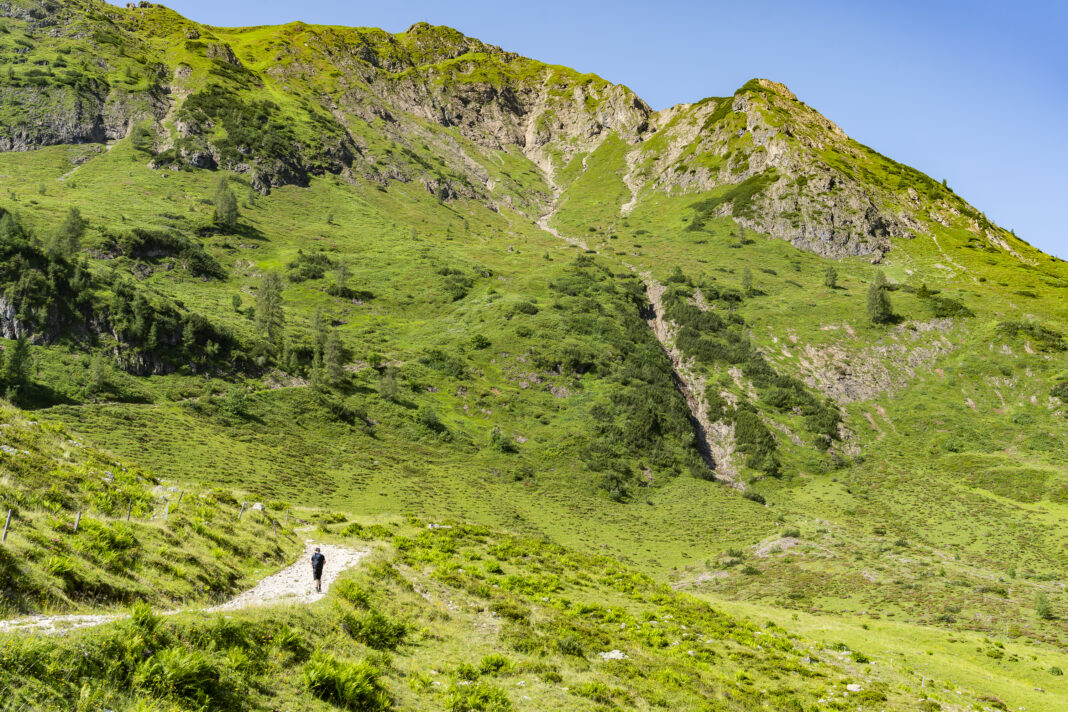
top-left (114, 1), bottom-right (1067, 257)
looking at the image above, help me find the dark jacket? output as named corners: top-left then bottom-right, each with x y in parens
top-left (311, 552), bottom-right (325, 576)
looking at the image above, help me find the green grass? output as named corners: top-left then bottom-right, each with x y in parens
top-left (0, 520), bottom-right (1029, 711)
top-left (0, 402), bottom-right (301, 616)
top-left (1, 5), bottom-right (1068, 709)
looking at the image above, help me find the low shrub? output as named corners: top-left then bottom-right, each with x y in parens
top-left (341, 608), bottom-right (408, 650)
top-left (333, 579), bottom-right (371, 608)
top-left (134, 648), bottom-right (235, 710)
top-left (445, 681), bottom-right (513, 712)
top-left (478, 654), bottom-right (513, 674)
top-left (302, 652), bottom-right (391, 711)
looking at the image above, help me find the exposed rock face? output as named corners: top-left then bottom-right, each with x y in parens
top-left (0, 296), bottom-right (26, 340)
top-left (0, 84), bottom-right (166, 152)
top-left (792, 319), bottom-right (957, 403)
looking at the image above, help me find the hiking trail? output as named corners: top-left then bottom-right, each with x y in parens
top-left (0, 541), bottom-right (367, 636)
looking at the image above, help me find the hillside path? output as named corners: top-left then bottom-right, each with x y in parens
top-left (0, 541), bottom-right (366, 636)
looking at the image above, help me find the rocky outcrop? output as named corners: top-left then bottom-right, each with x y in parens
top-left (0, 296), bottom-right (26, 340)
top-left (0, 84), bottom-right (166, 152)
top-left (793, 319), bottom-right (957, 403)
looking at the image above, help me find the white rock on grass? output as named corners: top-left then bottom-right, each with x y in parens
top-left (598, 650), bottom-right (628, 660)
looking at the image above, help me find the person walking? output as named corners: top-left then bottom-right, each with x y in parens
top-left (311, 547), bottom-right (326, 593)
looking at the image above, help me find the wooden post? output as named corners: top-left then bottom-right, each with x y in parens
top-left (176, 491), bottom-right (184, 506)
top-left (126, 499), bottom-right (133, 522)
top-left (163, 502), bottom-right (170, 521)
top-left (238, 502), bottom-right (246, 520)
top-left (284, 509), bottom-right (289, 525)
top-left (2, 509), bottom-right (11, 543)
top-left (74, 511), bottom-right (81, 533)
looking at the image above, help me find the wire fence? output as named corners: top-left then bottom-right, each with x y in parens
top-left (0, 493), bottom-right (293, 544)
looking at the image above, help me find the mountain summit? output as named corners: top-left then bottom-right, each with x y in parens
top-left (0, 0), bottom-right (1029, 265)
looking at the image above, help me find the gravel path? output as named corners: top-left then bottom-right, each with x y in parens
top-left (0, 541), bottom-right (367, 636)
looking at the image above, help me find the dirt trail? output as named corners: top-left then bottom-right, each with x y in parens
top-left (0, 541), bottom-right (366, 636)
top-left (536, 210), bottom-right (588, 251)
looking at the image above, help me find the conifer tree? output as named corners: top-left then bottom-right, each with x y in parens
top-left (87, 352), bottom-right (107, 395)
top-left (255, 272), bottom-right (286, 347)
top-left (334, 258), bottom-right (350, 294)
top-left (213, 175), bottom-right (239, 230)
top-left (311, 307), bottom-right (328, 360)
top-left (741, 267), bottom-right (753, 295)
top-left (1, 337), bottom-right (30, 385)
top-left (323, 329), bottom-right (344, 386)
top-left (867, 271), bottom-right (894, 324)
top-left (824, 266), bottom-right (837, 289)
top-left (46, 207), bottom-right (86, 260)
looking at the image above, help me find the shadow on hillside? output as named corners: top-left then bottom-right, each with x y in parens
top-left (8, 382), bottom-right (78, 410)
top-left (198, 222), bottom-right (267, 242)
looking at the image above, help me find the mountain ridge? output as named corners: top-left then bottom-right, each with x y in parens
top-left (0, 0), bottom-right (1036, 267)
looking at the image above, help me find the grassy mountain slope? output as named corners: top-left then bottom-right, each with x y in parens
top-left (6, 519), bottom-right (1062, 712)
top-left (0, 1), bottom-right (1067, 709)
top-left (0, 401), bottom-right (299, 616)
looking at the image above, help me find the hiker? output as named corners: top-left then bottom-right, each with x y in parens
top-left (311, 547), bottom-right (326, 593)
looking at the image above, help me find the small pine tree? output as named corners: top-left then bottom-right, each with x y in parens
top-left (418, 405), bottom-right (444, 432)
top-left (87, 352), bottom-right (108, 395)
top-left (46, 207), bottom-right (85, 260)
top-left (866, 271), bottom-right (894, 325)
top-left (1035, 592), bottom-right (1054, 620)
top-left (741, 267), bottom-right (753, 295)
top-left (311, 308), bottom-right (328, 360)
top-left (323, 330), bottom-right (344, 386)
top-left (181, 319), bottom-right (197, 357)
top-left (378, 369), bottom-right (398, 402)
top-left (334, 259), bottom-right (350, 294)
top-left (255, 272), bottom-right (286, 347)
top-left (824, 266), bottom-right (837, 289)
top-left (213, 175), bottom-right (239, 230)
top-left (1, 337), bottom-right (30, 385)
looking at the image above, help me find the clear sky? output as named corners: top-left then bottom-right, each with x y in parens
top-left (111, 1), bottom-right (1067, 257)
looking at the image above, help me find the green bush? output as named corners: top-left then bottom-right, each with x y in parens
top-left (743, 490), bottom-right (766, 505)
top-left (478, 654), bottom-right (513, 674)
top-left (333, 579), bottom-right (371, 608)
top-left (302, 652), bottom-right (391, 711)
top-left (341, 609), bottom-right (408, 650)
top-left (555, 634), bottom-right (585, 658)
top-left (286, 250), bottom-right (335, 282)
top-left (445, 682), bottom-right (513, 712)
top-left (996, 321), bottom-right (1065, 351)
top-left (134, 648), bottom-right (235, 709)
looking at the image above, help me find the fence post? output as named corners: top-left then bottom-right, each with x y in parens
top-left (164, 502), bottom-right (170, 521)
top-left (238, 503), bottom-right (246, 520)
top-left (74, 510), bottom-right (81, 533)
top-left (126, 500), bottom-right (133, 522)
top-left (2, 509), bottom-right (11, 543)
top-left (176, 491), bottom-right (184, 506)
top-left (285, 509), bottom-right (289, 525)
